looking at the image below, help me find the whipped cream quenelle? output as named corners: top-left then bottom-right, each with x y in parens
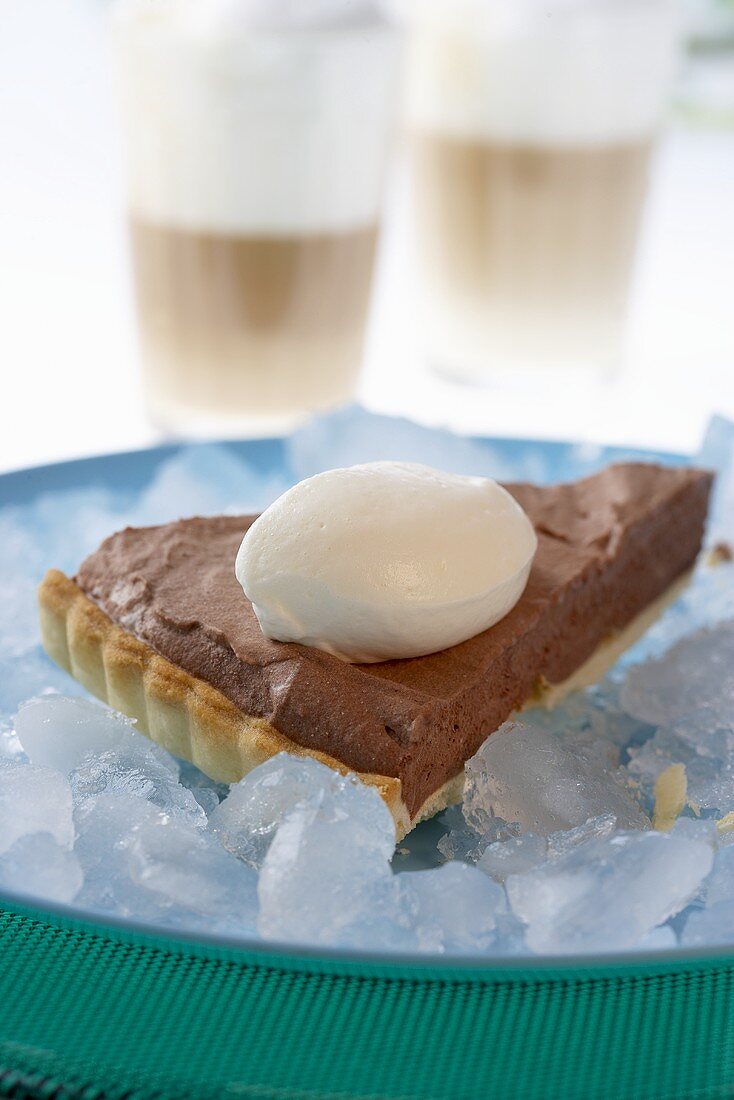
top-left (236, 462), bottom-right (538, 663)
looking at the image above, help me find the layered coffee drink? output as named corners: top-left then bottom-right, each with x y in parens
top-left (128, 223), bottom-right (379, 426)
top-left (113, 1), bottom-right (400, 433)
top-left (406, 0), bottom-right (680, 381)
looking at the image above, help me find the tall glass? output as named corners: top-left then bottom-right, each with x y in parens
top-left (113, 2), bottom-right (401, 435)
top-left (406, 0), bottom-right (681, 382)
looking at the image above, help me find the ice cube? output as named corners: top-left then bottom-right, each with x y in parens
top-left (0, 832), bottom-right (82, 904)
top-left (73, 793), bottom-right (166, 916)
top-left (526, 680), bottom-right (654, 762)
top-left (16, 696), bottom-right (204, 823)
top-left (258, 807), bottom-right (399, 948)
top-left (465, 720), bottom-right (648, 838)
top-left (0, 762), bottom-right (74, 854)
top-left (436, 804), bottom-right (518, 865)
top-left (680, 902), bottom-right (734, 946)
top-left (628, 724), bottom-right (734, 816)
top-left (0, 508), bottom-right (43, 583)
top-left (0, 575), bottom-right (40, 659)
top-left (477, 833), bottom-right (548, 883)
top-left (586, 684), bottom-right (658, 759)
top-left (176, 757), bottom-right (229, 811)
top-left (0, 488), bottom-right (122, 612)
top-left (69, 748), bottom-right (204, 825)
top-left (0, 723), bottom-right (27, 765)
top-left (287, 407), bottom-right (553, 484)
top-left (621, 622), bottom-right (734, 727)
top-left (0, 649), bottom-right (72, 720)
top-left (670, 816), bottom-right (718, 847)
top-left (435, 806), bottom-right (477, 863)
top-left (623, 564), bottom-right (734, 667)
top-left (24, 487), bottom-right (123, 575)
top-left (257, 766), bottom-right (397, 946)
top-left (398, 863), bottom-right (506, 953)
top-left (0, 510), bottom-right (43, 655)
top-left (546, 814), bottom-right (619, 858)
top-left (288, 407), bottom-right (654, 488)
top-left (74, 794), bottom-right (212, 927)
top-left (189, 787), bottom-right (221, 817)
top-left (698, 414), bottom-right (734, 545)
top-left (506, 829), bottom-right (713, 954)
top-left (477, 817), bottom-right (618, 883)
top-left (128, 816), bottom-right (258, 928)
top-left (15, 695), bottom-right (175, 776)
top-left (703, 843), bottom-right (734, 907)
top-left (636, 925), bottom-right (678, 950)
top-left (132, 445), bottom-right (288, 526)
top-left (212, 753), bottom-right (392, 868)
top-left (486, 911), bottom-right (530, 954)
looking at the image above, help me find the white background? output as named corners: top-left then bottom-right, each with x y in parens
top-left (2, 0), bottom-right (734, 474)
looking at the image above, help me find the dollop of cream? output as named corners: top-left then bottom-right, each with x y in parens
top-left (236, 462), bottom-right (538, 663)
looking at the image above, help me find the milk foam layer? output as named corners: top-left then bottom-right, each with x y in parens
top-left (113, 0), bottom-right (400, 233)
top-left (236, 462), bottom-right (538, 663)
top-left (114, 0), bottom-right (390, 32)
top-left (406, 0), bottom-right (680, 144)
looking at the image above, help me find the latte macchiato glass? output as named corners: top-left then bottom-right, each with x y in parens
top-left (406, 0), bottom-right (680, 381)
top-left (113, 1), bottom-right (400, 434)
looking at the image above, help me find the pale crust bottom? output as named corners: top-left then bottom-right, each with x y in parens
top-left (37, 569), bottom-right (690, 841)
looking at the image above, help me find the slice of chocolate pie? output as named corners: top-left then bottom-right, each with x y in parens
top-left (38, 462), bottom-right (712, 839)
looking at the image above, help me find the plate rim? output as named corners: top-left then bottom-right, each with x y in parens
top-left (0, 430), bottom-right (689, 499)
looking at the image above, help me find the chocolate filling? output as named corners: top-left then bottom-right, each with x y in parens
top-left (76, 463), bottom-right (712, 816)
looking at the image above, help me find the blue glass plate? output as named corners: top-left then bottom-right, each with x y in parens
top-left (0, 424), bottom-right (709, 965)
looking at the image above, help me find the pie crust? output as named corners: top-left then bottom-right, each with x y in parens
top-left (38, 567), bottom-right (690, 840)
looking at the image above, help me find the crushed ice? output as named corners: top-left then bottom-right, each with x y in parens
top-left (1, 408), bottom-right (734, 956)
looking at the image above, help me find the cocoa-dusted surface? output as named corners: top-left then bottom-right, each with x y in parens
top-left (76, 463), bottom-right (712, 816)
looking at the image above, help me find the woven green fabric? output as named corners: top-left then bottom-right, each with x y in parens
top-left (1, 898), bottom-right (733, 1100)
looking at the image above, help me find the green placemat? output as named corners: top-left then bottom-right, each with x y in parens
top-left (1, 898), bottom-right (733, 1100)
